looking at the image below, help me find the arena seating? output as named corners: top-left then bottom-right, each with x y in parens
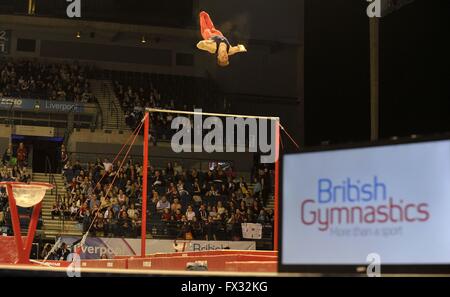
top-left (0, 59), bottom-right (95, 102)
top-left (108, 70), bottom-right (228, 133)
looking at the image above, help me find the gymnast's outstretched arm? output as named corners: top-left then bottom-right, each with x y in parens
top-left (197, 40), bottom-right (217, 54)
top-left (228, 44), bottom-right (247, 56)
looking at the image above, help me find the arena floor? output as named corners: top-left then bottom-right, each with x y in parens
top-left (0, 264), bottom-right (445, 277)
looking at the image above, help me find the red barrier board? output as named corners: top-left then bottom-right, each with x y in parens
top-left (80, 259), bottom-right (128, 269)
top-left (127, 254), bottom-right (277, 271)
top-left (116, 250), bottom-right (277, 260)
top-left (0, 236), bottom-right (26, 264)
top-left (225, 261), bottom-right (277, 272)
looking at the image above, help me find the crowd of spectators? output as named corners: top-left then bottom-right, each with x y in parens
top-left (147, 163), bottom-right (274, 241)
top-left (57, 157), bottom-right (143, 238)
top-left (112, 72), bottom-right (229, 139)
top-left (0, 59), bottom-right (95, 103)
top-left (58, 154), bottom-right (274, 241)
top-left (0, 142), bottom-right (32, 235)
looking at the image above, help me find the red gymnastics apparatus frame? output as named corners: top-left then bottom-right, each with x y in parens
top-left (140, 108), bottom-right (281, 256)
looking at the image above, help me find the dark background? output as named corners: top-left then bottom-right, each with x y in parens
top-left (1, 0), bottom-right (449, 148)
top-left (304, 0), bottom-right (370, 146)
top-left (379, 0), bottom-right (450, 139)
top-left (304, 0), bottom-right (450, 146)
top-left (0, 0), bottom-right (195, 27)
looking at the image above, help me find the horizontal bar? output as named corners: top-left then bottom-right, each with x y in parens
top-left (145, 108), bottom-right (280, 121)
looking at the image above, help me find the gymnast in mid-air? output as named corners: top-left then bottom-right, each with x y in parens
top-left (197, 11), bottom-right (247, 67)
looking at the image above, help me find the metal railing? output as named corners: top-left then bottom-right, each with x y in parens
top-left (44, 155), bottom-right (65, 233)
top-left (102, 80), bottom-right (121, 130)
top-left (111, 101), bottom-right (119, 130)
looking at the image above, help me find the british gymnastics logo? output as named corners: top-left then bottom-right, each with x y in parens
top-left (300, 176), bottom-right (430, 231)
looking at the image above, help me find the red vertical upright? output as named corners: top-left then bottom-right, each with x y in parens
top-left (141, 113), bottom-right (149, 257)
top-left (6, 184), bottom-right (26, 263)
top-left (274, 120), bottom-right (280, 251)
top-left (24, 203), bottom-right (42, 258)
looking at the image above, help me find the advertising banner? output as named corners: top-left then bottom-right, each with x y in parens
top-left (58, 237), bottom-right (256, 259)
top-left (282, 140), bottom-right (450, 265)
top-left (0, 97), bottom-right (91, 113)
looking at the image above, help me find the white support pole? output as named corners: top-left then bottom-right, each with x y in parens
top-left (145, 108), bottom-right (280, 121)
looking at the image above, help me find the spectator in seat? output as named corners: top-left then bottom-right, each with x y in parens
top-left (191, 216), bottom-right (203, 239)
top-left (166, 182), bottom-right (179, 201)
top-left (69, 202), bottom-right (79, 220)
top-left (179, 216), bottom-right (194, 240)
top-left (228, 212), bottom-right (243, 241)
top-left (2, 143), bottom-right (13, 166)
top-left (204, 185), bottom-right (219, 206)
top-left (161, 208), bottom-right (171, 222)
top-left (171, 198), bottom-right (182, 213)
top-left (82, 209), bottom-right (91, 233)
top-left (244, 193), bottom-right (254, 208)
top-left (205, 216), bottom-right (217, 241)
top-left (198, 204), bottom-right (208, 223)
top-left (131, 213), bottom-right (141, 237)
top-left (127, 204), bottom-right (138, 221)
top-left (156, 195), bottom-right (170, 213)
top-left (266, 208), bottom-right (274, 224)
top-left (16, 142), bottom-right (27, 168)
top-left (166, 162), bottom-right (174, 176)
top-left (61, 203), bottom-right (70, 219)
top-left (94, 211), bottom-right (104, 235)
top-left (110, 195), bottom-right (120, 214)
top-left (252, 177), bottom-right (262, 199)
top-left (57, 243), bottom-right (71, 261)
top-left (209, 206), bottom-right (219, 221)
top-left (216, 166), bottom-right (227, 183)
top-left (103, 206), bottom-right (113, 237)
top-left (72, 160), bottom-right (83, 173)
top-left (185, 205), bottom-right (196, 222)
top-left (100, 196), bottom-right (111, 211)
top-left (217, 201), bottom-right (227, 217)
top-left (260, 168), bottom-right (271, 207)
top-left (118, 189), bottom-right (128, 206)
top-left (219, 183), bottom-right (228, 197)
top-left (173, 209), bottom-right (183, 222)
top-left (51, 203), bottom-right (61, 220)
top-left (173, 162), bottom-right (183, 176)
top-left (251, 200), bottom-right (261, 216)
top-left (89, 194), bottom-right (100, 210)
top-left (177, 180), bottom-right (189, 196)
top-left (18, 167), bottom-right (31, 183)
top-left (192, 179), bottom-right (202, 206)
top-left (60, 144), bottom-right (69, 173)
top-left (257, 209), bottom-right (268, 224)
top-left (41, 243), bottom-right (53, 260)
top-left (152, 170), bottom-right (165, 192)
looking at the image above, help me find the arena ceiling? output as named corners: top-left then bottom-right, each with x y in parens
top-left (0, 0), bottom-right (195, 28)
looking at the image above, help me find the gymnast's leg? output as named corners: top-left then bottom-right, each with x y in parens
top-left (200, 11), bottom-right (223, 40)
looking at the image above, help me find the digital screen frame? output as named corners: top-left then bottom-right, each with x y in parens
top-left (279, 136), bottom-right (450, 274)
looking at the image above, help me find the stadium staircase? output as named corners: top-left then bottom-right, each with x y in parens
top-left (266, 195), bottom-right (275, 209)
top-left (90, 79), bottom-right (128, 131)
top-left (33, 172), bottom-right (83, 240)
top-left (247, 184), bottom-right (274, 210)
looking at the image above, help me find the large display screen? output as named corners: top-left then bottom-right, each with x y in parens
top-left (281, 140), bottom-right (450, 271)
